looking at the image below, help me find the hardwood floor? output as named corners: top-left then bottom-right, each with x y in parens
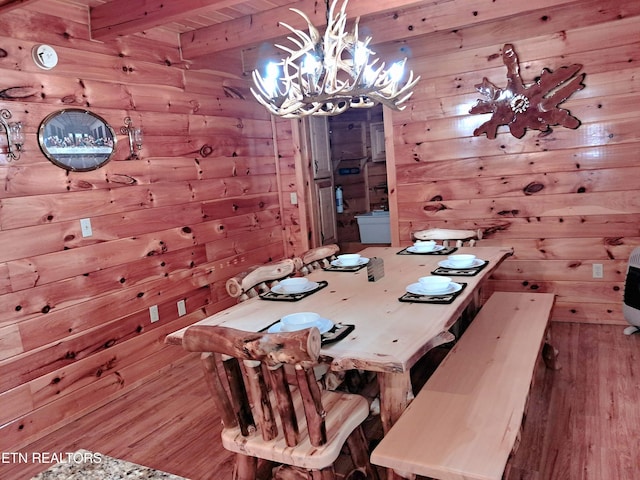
top-left (3, 323), bottom-right (638, 480)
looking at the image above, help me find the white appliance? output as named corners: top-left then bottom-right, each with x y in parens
top-left (623, 247), bottom-right (640, 335)
top-left (355, 210), bottom-right (391, 244)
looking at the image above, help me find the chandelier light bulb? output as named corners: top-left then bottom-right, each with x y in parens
top-left (302, 54), bottom-right (321, 75)
top-left (388, 62), bottom-right (405, 83)
top-left (354, 43), bottom-right (369, 69)
top-left (264, 62), bottom-right (281, 96)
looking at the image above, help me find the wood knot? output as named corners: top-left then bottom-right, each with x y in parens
top-left (423, 203), bottom-right (447, 213)
top-left (523, 182), bottom-right (544, 195)
top-left (199, 144), bottom-right (213, 157)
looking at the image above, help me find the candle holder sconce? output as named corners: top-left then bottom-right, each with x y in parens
top-left (121, 116), bottom-right (143, 160)
top-left (1, 109), bottom-right (24, 161)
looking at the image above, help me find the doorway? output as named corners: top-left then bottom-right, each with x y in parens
top-left (327, 105), bottom-right (390, 252)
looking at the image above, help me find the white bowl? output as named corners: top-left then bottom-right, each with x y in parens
top-left (278, 277), bottom-right (310, 293)
top-left (418, 276), bottom-right (452, 293)
top-left (337, 253), bottom-right (361, 266)
top-left (281, 312), bottom-right (321, 332)
top-left (413, 240), bottom-right (436, 252)
top-left (448, 254), bottom-right (476, 268)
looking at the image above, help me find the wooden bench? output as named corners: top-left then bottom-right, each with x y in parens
top-left (371, 291), bottom-right (557, 480)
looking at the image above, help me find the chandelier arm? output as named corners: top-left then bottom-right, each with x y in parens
top-left (275, 40), bottom-right (304, 55)
top-left (289, 8), bottom-right (323, 45)
top-left (251, 72), bottom-right (275, 99)
top-left (276, 23), bottom-right (313, 51)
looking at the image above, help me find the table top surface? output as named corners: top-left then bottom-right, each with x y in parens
top-left (166, 246), bottom-right (513, 374)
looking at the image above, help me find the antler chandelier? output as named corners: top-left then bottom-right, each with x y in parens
top-left (251, 0), bottom-right (420, 118)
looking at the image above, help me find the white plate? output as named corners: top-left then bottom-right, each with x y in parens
top-left (267, 317), bottom-right (334, 334)
top-left (330, 257), bottom-right (370, 267)
top-left (407, 245), bottom-right (445, 253)
top-left (438, 259), bottom-right (485, 269)
top-left (406, 282), bottom-right (462, 296)
top-left (271, 281), bottom-right (319, 295)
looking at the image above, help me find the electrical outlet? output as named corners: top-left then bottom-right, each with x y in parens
top-left (290, 192), bottom-right (298, 205)
top-left (593, 263), bottom-right (603, 279)
top-left (177, 299), bottom-right (186, 317)
top-left (80, 218), bottom-right (93, 237)
top-left (149, 305), bottom-right (159, 323)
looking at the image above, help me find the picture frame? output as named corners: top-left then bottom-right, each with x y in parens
top-left (38, 109), bottom-right (117, 171)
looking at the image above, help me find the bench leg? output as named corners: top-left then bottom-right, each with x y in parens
top-left (542, 327), bottom-right (560, 370)
top-left (543, 341), bottom-right (560, 370)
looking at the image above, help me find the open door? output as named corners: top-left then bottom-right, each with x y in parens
top-left (301, 116), bottom-right (337, 247)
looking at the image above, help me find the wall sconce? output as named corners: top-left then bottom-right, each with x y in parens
top-left (1, 108), bottom-right (24, 161)
top-left (121, 116), bottom-right (143, 160)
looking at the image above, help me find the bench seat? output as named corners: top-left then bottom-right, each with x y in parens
top-left (371, 291), bottom-right (556, 480)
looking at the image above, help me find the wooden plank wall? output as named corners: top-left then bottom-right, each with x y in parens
top-left (388, 0), bottom-right (640, 326)
top-left (0, 1), bottom-right (293, 451)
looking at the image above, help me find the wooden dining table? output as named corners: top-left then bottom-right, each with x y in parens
top-left (166, 246), bottom-right (513, 438)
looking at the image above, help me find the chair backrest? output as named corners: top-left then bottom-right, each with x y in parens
top-left (412, 228), bottom-right (483, 247)
top-left (182, 325), bottom-right (328, 447)
top-left (225, 258), bottom-right (297, 302)
top-left (298, 244), bottom-right (340, 275)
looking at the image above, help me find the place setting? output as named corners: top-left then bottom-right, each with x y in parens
top-left (261, 311), bottom-right (355, 345)
top-left (260, 277), bottom-right (328, 302)
top-left (399, 275), bottom-right (467, 304)
top-left (431, 253), bottom-right (489, 276)
top-left (322, 253), bottom-right (370, 272)
top-left (397, 240), bottom-right (458, 256)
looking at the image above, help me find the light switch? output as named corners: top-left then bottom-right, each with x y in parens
top-left (80, 218), bottom-right (93, 237)
top-left (290, 192), bottom-right (298, 205)
top-left (149, 305), bottom-right (159, 323)
top-left (593, 264), bottom-right (603, 278)
top-left (177, 299), bottom-right (186, 317)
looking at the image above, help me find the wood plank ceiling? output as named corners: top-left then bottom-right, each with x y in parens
top-left (1, 0), bottom-right (582, 69)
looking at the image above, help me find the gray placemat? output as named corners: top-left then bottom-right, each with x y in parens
top-left (397, 246), bottom-right (458, 256)
top-left (432, 260), bottom-right (489, 276)
top-left (260, 280), bottom-right (328, 301)
top-left (398, 282), bottom-right (467, 304)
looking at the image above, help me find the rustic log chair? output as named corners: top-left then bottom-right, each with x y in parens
top-left (181, 325), bottom-right (380, 480)
top-left (296, 244), bottom-right (372, 394)
top-left (412, 227), bottom-right (483, 247)
top-left (225, 258), bottom-right (299, 303)
top-left (298, 244), bottom-right (340, 276)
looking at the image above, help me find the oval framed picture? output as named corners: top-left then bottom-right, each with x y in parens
top-left (38, 109), bottom-right (117, 171)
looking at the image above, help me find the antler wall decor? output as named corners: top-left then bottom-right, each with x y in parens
top-left (251, 0), bottom-right (420, 118)
top-left (469, 44), bottom-right (585, 139)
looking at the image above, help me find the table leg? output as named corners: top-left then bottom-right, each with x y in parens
top-left (377, 371), bottom-right (416, 480)
top-left (377, 371), bottom-right (413, 433)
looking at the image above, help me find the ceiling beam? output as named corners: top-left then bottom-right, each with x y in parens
top-left (90, 0), bottom-right (244, 40)
top-left (0, 0), bottom-right (39, 14)
top-left (179, 0), bottom-right (428, 60)
top-left (179, 0), bottom-right (582, 61)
